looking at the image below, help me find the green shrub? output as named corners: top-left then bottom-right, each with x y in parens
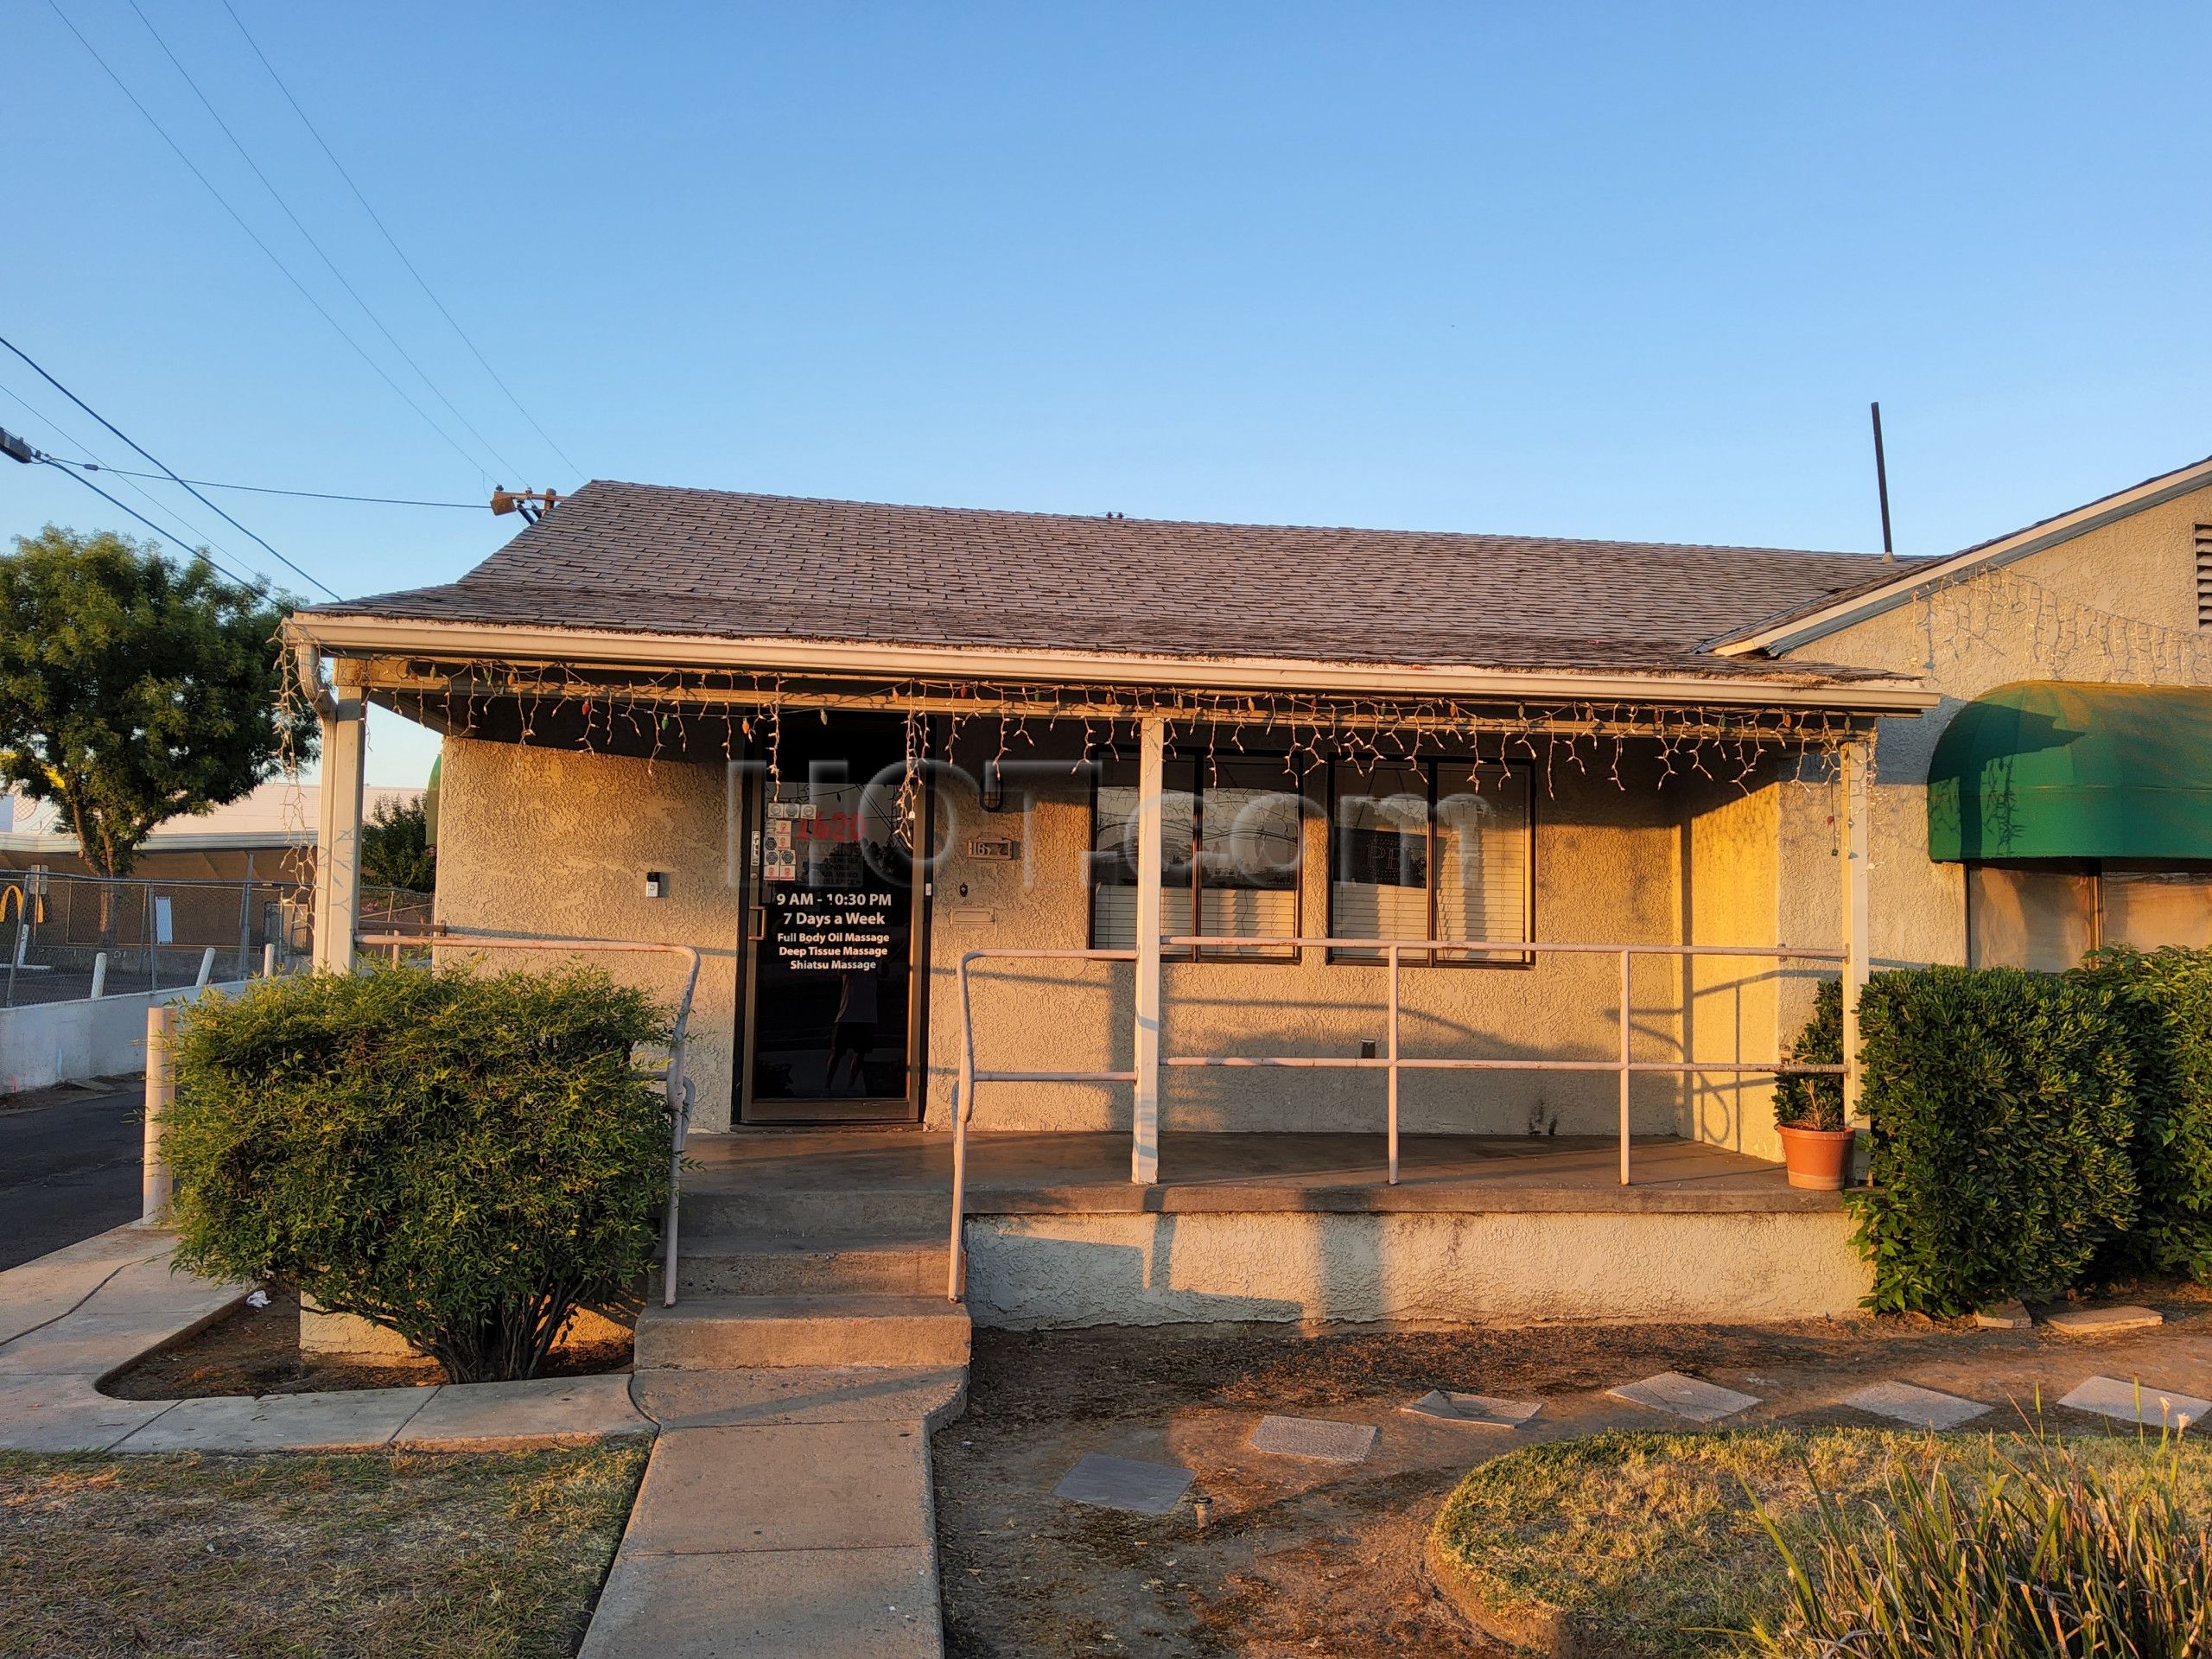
top-left (1771, 978), bottom-right (1843, 1130)
top-left (1847, 965), bottom-right (2139, 1316)
top-left (1743, 1434), bottom-right (2212, 1657)
top-left (165, 963), bottom-right (672, 1382)
top-left (2074, 946), bottom-right (2212, 1285)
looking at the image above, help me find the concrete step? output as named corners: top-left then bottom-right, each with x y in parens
top-left (635, 1294), bottom-right (972, 1370)
top-left (678, 1186), bottom-right (949, 1238)
top-left (658, 1235), bottom-right (949, 1298)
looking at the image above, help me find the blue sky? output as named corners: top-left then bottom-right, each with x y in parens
top-left (5, 2), bottom-right (2208, 784)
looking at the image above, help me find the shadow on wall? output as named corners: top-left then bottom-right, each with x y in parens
top-left (963, 1219), bottom-right (1313, 1327)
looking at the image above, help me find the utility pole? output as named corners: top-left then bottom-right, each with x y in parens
top-left (490, 486), bottom-right (563, 524)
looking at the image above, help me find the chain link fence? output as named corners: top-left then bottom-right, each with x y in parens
top-left (0, 869), bottom-right (435, 1007)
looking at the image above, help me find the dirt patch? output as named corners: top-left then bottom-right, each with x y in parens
top-left (934, 1293), bottom-right (2212, 1656)
top-left (103, 1286), bottom-right (634, 1399)
top-left (0, 1442), bottom-right (645, 1659)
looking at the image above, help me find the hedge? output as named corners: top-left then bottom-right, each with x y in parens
top-left (2075, 946), bottom-right (2212, 1284)
top-left (164, 963), bottom-right (673, 1382)
top-left (1797, 947), bottom-right (2212, 1316)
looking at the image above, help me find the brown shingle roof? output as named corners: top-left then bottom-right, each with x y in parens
top-left (312, 480), bottom-right (1917, 679)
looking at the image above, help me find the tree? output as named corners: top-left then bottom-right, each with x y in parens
top-left (362, 794), bottom-right (435, 892)
top-left (0, 527), bottom-right (313, 879)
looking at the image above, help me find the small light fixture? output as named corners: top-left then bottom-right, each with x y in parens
top-left (979, 760), bottom-right (1005, 812)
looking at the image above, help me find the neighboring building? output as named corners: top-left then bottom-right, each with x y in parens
top-left (277, 459), bottom-right (2212, 1331)
top-left (0, 779), bottom-right (423, 882)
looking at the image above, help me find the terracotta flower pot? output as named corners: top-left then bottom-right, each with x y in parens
top-left (1776, 1123), bottom-right (1857, 1190)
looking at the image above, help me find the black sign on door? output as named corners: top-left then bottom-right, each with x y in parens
top-left (743, 718), bottom-right (924, 1122)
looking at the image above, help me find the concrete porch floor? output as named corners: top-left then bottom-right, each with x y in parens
top-left (681, 1130), bottom-right (1841, 1215)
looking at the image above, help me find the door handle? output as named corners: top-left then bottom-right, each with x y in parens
top-left (748, 906), bottom-right (766, 942)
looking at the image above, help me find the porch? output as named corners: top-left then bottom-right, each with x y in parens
top-left (654, 1127), bottom-right (1872, 1336)
top-left (680, 1125), bottom-right (1835, 1216)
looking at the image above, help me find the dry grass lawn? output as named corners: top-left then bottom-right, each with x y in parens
top-left (0, 1442), bottom-right (647, 1659)
top-left (1430, 1427), bottom-right (2212, 1658)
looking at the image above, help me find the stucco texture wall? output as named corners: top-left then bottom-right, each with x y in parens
top-left (1776, 482), bottom-right (2212, 995)
top-left (435, 737), bottom-right (744, 1130)
top-left (927, 726), bottom-right (1796, 1144)
top-left (963, 1208), bottom-right (1872, 1327)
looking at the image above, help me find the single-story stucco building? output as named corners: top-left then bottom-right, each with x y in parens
top-left (280, 454), bottom-right (2212, 1344)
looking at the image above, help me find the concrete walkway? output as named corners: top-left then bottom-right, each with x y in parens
top-left (581, 1367), bottom-right (968, 1659)
top-left (0, 1225), bottom-right (652, 1452)
top-left (0, 1225), bottom-right (971, 1657)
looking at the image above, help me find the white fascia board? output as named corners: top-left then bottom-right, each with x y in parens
top-left (286, 614), bottom-right (1938, 715)
top-left (1714, 455), bottom-right (2212, 658)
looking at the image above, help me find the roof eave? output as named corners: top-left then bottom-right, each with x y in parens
top-left (1710, 454), bottom-right (2212, 658)
top-left (284, 613), bottom-right (1939, 715)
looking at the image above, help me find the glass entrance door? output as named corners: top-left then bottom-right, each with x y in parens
top-left (742, 718), bottom-right (924, 1122)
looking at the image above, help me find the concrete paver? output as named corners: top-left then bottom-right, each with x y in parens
top-left (1608, 1370), bottom-right (1761, 1422)
top-left (633, 1365), bottom-right (966, 1430)
top-left (1842, 1380), bottom-right (1989, 1430)
top-left (0, 1373), bottom-right (177, 1452)
top-left (1250, 1414), bottom-right (1379, 1462)
top-left (1973, 1300), bottom-right (2032, 1330)
top-left (117, 1385), bottom-right (441, 1452)
top-left (0, 1225), bottom-right (168, 1347)
top-left (1052, 1451), bottom-right (1195, 1515)
top-left (585, 1366), bottom-right (957, 1659)
top-left (621, 1421), bottom-right (933, 1554)
top-left (2044, 1305), bottom-right (2164, 1336)
top-left (2058, 1374), bottom-right (2212, 1429)
top-left (1402, 1389), bottom-right (1543, 1428)
top-left (579, 1544), bottom-right (941, 1659)
top-left (397, 1374), bottom-right (652, 1447)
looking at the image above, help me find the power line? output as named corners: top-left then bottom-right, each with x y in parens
top-left (123, 0), bottom-right (528, 485)
top-left (32, 460), bottom-right (264, 592)
top-left (219, 0), bottom-right (582, 482)
top-left (0, 379), bottom-right (273, 584)
top-left (44, 0), bottom-right (497, 490)
top-left (48, 461), bottom-right (486, 511)
top-left (0, 333), bottom-right (337, 600)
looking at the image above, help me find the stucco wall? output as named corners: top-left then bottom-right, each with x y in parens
top-left (431, 720), bottom-right (1834, 1147)
top-left (963, 1208), bottom-right (1872, 1327)
top-left (1777, 482), bottom-right (2212, 982)
top-left (435, 738), bottom-right (745, 1130)
top-left (927, 726), bottom-right (1788, 1141)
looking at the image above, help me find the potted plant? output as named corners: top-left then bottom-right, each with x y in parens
top-left (1773, 979), bottom-right (1854, 1189)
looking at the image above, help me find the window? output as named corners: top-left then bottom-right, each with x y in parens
top-left (1967, 860), bottom-right (2212, 969)
top-left (1330, 760), bottom-right (1532, 963)
top-left (1089, 756), bottom-right (1306, 958)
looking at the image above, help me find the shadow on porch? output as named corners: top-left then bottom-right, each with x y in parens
top-left (680, 1129), bottom-right (1840, 1217)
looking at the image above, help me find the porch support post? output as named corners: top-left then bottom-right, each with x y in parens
top-left (313, 660), bottom-right (368, 975)
top-left (1839, 737), bottom-right (1872, 1119)
top-left (1131, 715), bottom-right (1165, 1184)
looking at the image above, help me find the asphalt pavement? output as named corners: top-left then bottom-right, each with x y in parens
top-left (0, 1080), bottom-right (145, 1271)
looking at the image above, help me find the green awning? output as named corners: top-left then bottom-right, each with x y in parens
top-left (1927, 682), bottom-right (2212, 861)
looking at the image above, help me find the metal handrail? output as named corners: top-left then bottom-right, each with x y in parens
top-left (949, 947), bottom-right (1135, 1300)
top-left (946, 933), bottom-right (1847, 1302)
top-left (359, 930), bottom-right (702, 1307)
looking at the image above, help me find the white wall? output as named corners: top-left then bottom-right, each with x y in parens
top-left (0, 980), bottom-right (250, 1095)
